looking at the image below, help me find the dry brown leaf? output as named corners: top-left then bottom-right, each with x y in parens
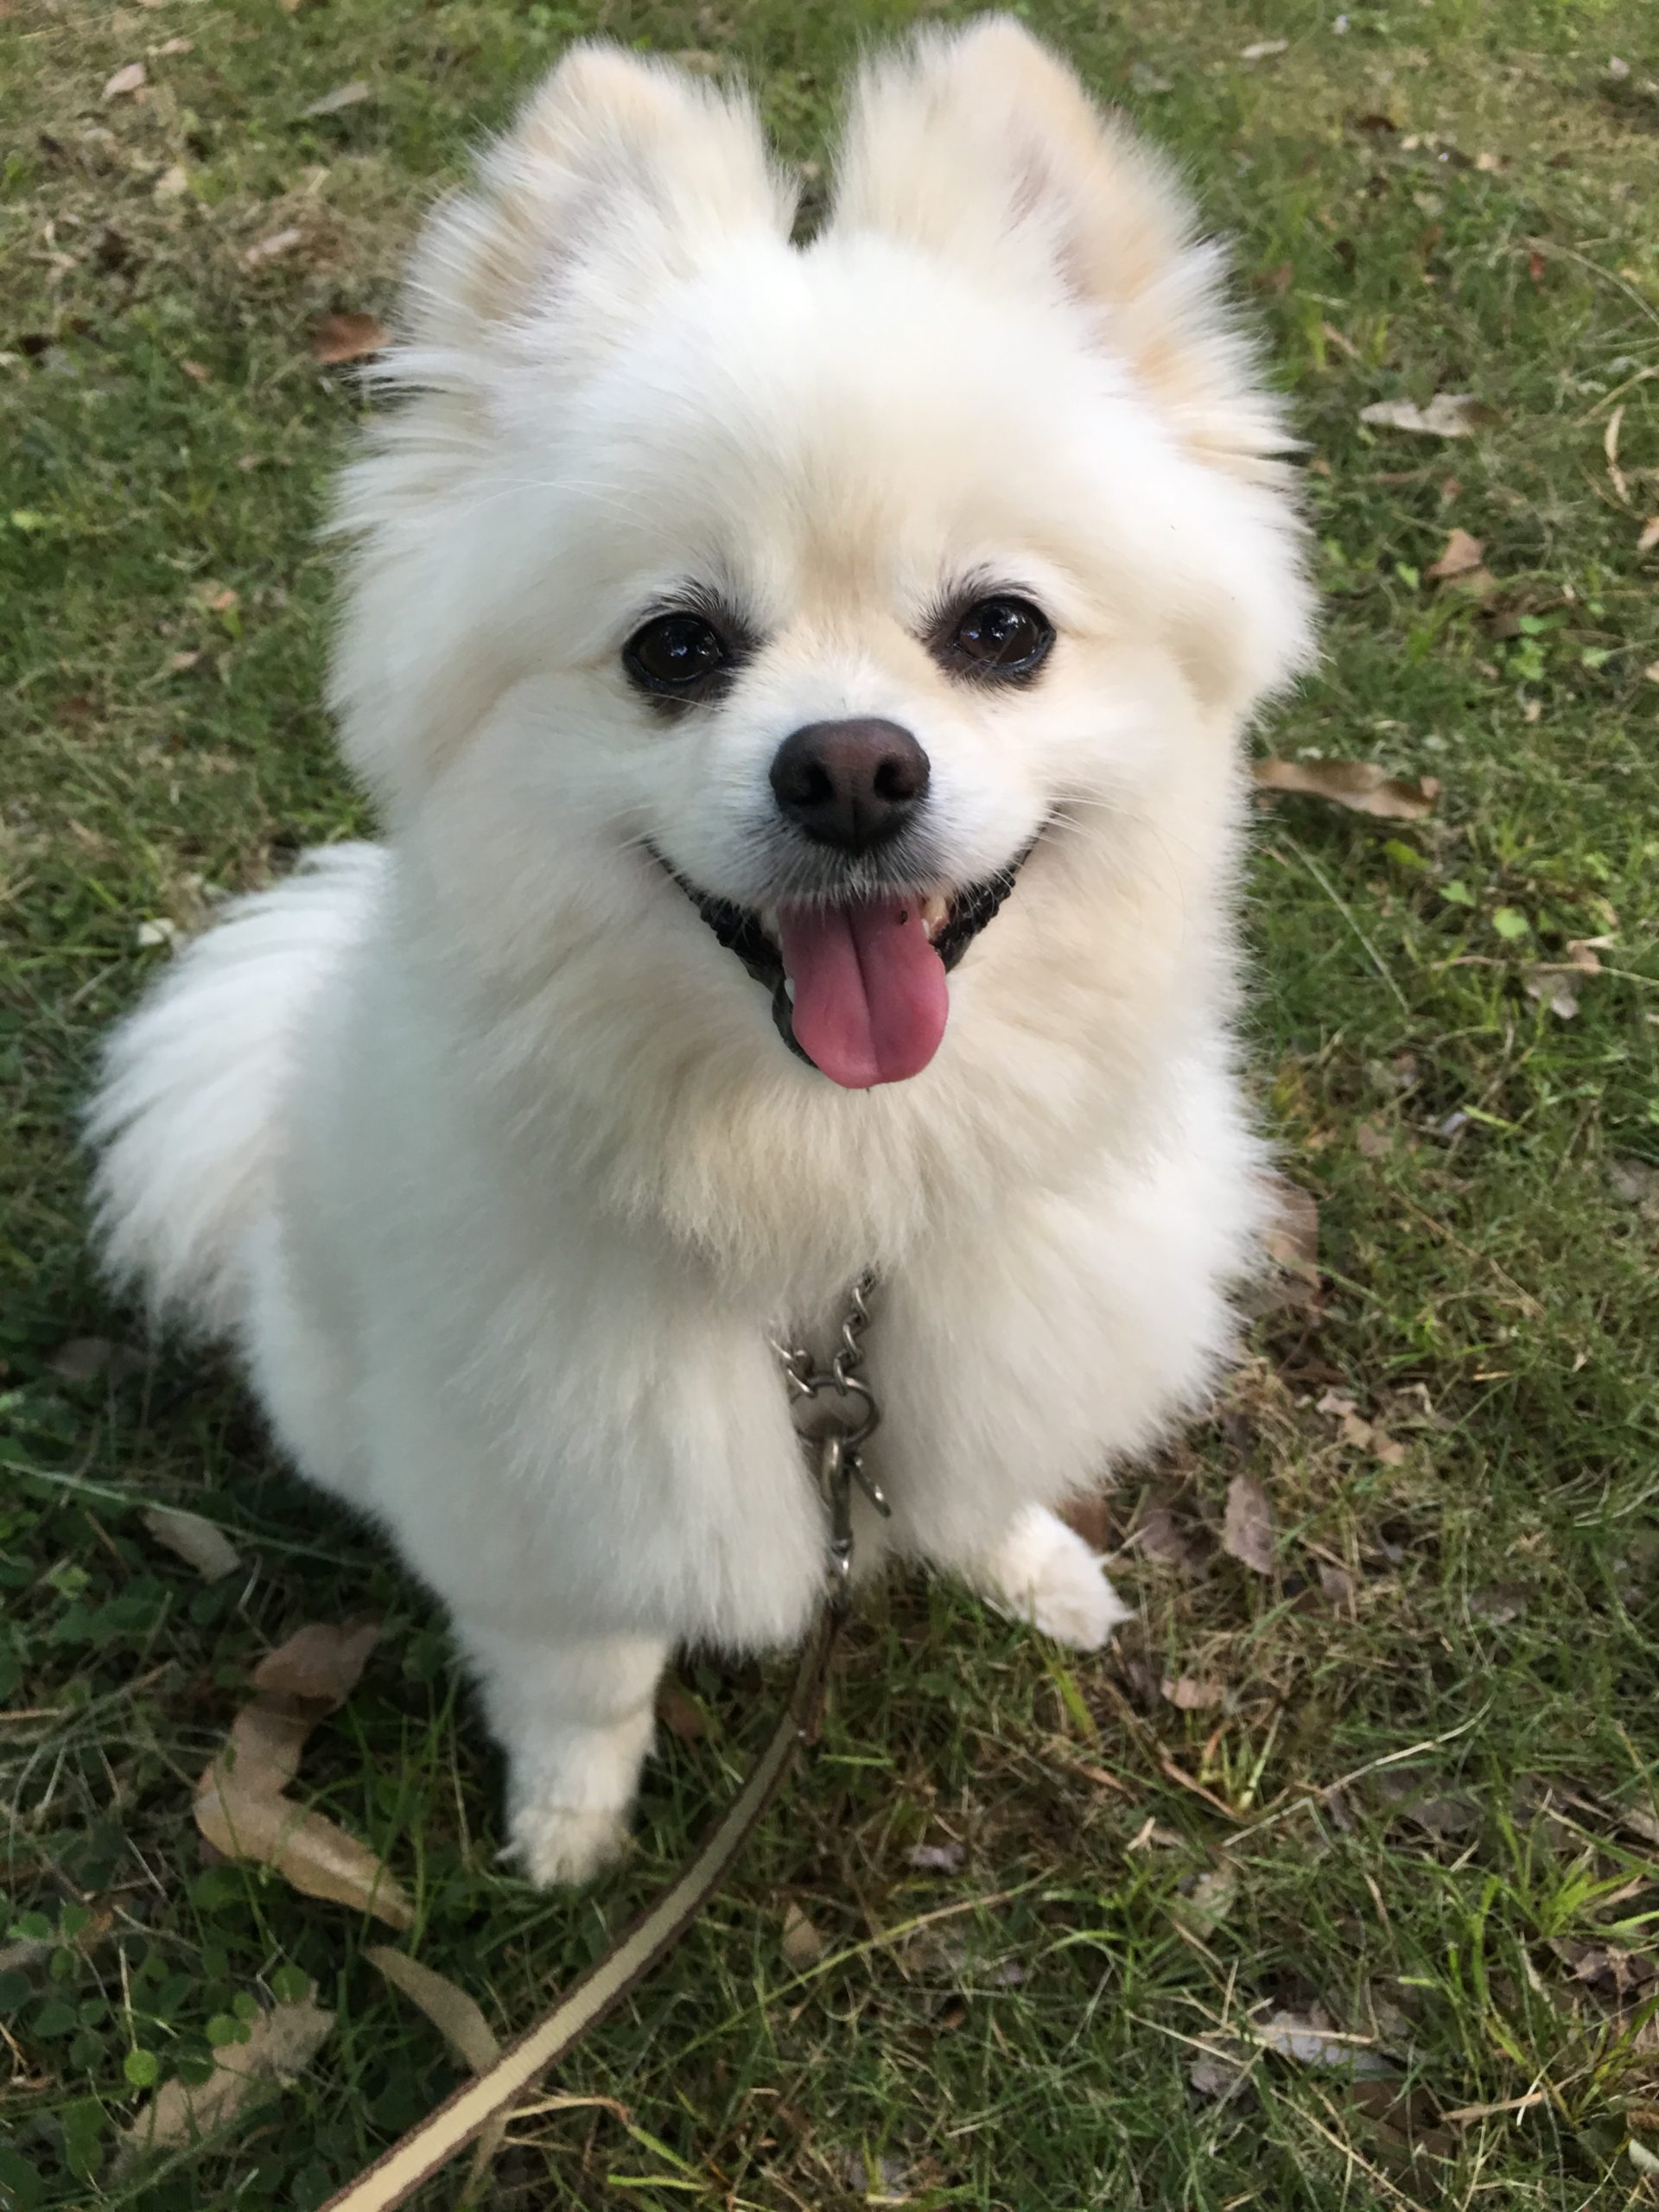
top-left (1253, 756), bottom-right (1440, 821)
top-left (1222, 1474), bottom-right (1274, 1575)
top-left (302, 79), bottom-right (372, 117)
top-left (180, 359), bottom-right (211, 383)
top-left (1426, 526), bottom-right (1485, 581)
top-left (310, 311), bottom-right (390, 365)
top-left (252, 1617), bottom-right (379, 1707)
top-left (1057, 1492), bottom-right (1111, 1552)
top-left (214, 1696), bottom-right (316, 1798)
top-left (141, 1505), bottom-right (241, 1582)
top-left (1135, 1502), bottom-right (1209, 1577)
top-left (195, 1774), bottom-right (414, 1929)
top-left (1262, 1176), bottom-right (1319, 1281)
top-left (781, 1904), bottom-right (825, 1968)
top-left (1317, 1560), bottom-right (1357, 1608)
top-left (1524, 969), bottom-right (1580, 1020)
top-left (1162, 1675), bottom-right (1226, 1711)
top-left (1253, 2008), bottom-right (1398, 2077)
top-left (118, 1988), bottom-right (333, 2166)
top-left (1639, 517), bottom-right (1659, 553)
top-left (102, 60), bottom-right (148, 100)
top-left (1359, 392), bottom-right (1490, 438)
top-left (50, 1336), bottom-right (143, 1383)
top-left (156, 35), bottom-right (193, 55)
top-left (1356, 1119), bottom-right (1389, 1160)
top-left (368, 1949), bottom-right (509, 2191)
top-left (153, 162), bottom-right (189, 200)
top-left (367, 1948), bottom-right (499, 2070)
top-left (656, 1679), bottom-right (708, 1743)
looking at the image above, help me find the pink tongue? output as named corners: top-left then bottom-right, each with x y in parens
top-left (776, 899), bottom-right (949, 1090)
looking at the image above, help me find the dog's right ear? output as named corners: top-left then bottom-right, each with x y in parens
top-left (402, 45), bottom-right (794, 367)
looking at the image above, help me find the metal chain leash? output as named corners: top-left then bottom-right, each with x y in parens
top-left (770, 1271), bottom-right (890, 1598)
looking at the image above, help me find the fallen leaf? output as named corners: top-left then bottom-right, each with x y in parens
top-left (1240, 38), bottom-right (1288, 59)
top-left (1356, 1119), bottom-right (1389, 1160)
top-left (1474, 150), bottom-right (1502, 172)
top-left (1135, 1502), bottom-right (1209, 1577)
top-left (781, 1904), bottom-right (824, 1967)
top-left (153, 162), bottom-right (189, 200)
top-left (156, 35), bottom-right (193, 55)
top-left (50, 1335), bottom-right (144, 1383)
top-left (169, 649), bottom-right (201, 671)
top-left (1317, 1560), bottom-right (1357, 1607)
top-left (1222, 1473), bottom-right (1275, 1575)
top-left (309, 311), bottom-right (390, 365)
top-left (199, 583), bottom-right (239, 613)
top-left (1426, 526), bottom-right (1485, 581)
top-left (1162, 1675), bottom-right (1226, 1712)
top-left (195, 1773), bottom-right (414, 1929)
top-left (215, 1693), bottom-right (321, 1799)
top-left (1260, 1175), bottom-right (1319, 1289)
top-left (1359, 392), bottom-right (1490, 438)
top-left (367, 1948), bottom-right (498, 2069)
top-left (102, 60), bottom-right (148, 100)
top-left (1178, 1864), bottom-right (1240, 1930)
top-left (1370, 1427), bottom-right (1407, 1467)
top-left (1639, 517), bottom-right (1659, 553)
top-left (302, 79), bottom-right (372, 118)
top-left (244, 227), bottom-right (303, 270)
top-left (1470, 1585), bottom-right (1528, 1624)
top-left (1253, 756), bottom-right (1440, 820)
top-left (1254, 2009), bottom-right (1398, 2077)
top-left (1058, 1492), bottom-right (1111, 1552)
top-left (251, 1617), bottom-right (379, 1707)
top-left (905, 1840), bottom-right (965, 1873)
top-left (1190, 2049), bottom-right (1250, 2101)
top-left (135, 918), bottom-right (180, 950)
top-left (142, 1505), bottom-right (241, 1582)
top-left (1524, 969), bottom-right (1580, 1020)
top-left (180, 359), bottom-right (211, 383)
top-left (1647, 663), bottom-right (1659, 684)
top-left (656, 1679), bottom-right (707, 1742)
top-left (118, 1988), bottom-right (333, 2166)
top-left (368, 1946), bottom-right (512, 2193)
top-left (840, 2153), bottom-right (909, 2195)
top-left (1609, 1158), bottom-right (1659, 1219)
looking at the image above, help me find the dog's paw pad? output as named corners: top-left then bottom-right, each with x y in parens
top-left (981, 1505), bottom-right (1134, 1651)
top-left (504, 1801), bottom-right (631, 1888)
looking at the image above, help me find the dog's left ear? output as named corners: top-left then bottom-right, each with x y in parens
top-left (830, 16), bottom-right (1286, 483)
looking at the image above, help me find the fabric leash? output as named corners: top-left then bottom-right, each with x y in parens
top-left (321, 1603), bottom-right (841, 2212)
top-left (321, 1278), bottom-right (880, 2209)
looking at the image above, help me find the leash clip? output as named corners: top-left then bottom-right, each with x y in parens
top-left (775, 1272), bottom-right (887, 1597)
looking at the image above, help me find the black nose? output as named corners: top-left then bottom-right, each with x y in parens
top-left (769, 718), bottom-right (930, 852)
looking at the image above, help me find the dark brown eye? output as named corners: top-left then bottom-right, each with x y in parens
top-left (624, 613), bottom-right (731, 697)
top-left (945, 594), bottom-right (1053, 681)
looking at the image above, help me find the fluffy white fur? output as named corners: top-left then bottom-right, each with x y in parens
top-left (88, 20), bottom-right (1311, 1885)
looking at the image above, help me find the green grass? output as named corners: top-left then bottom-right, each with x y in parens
top-left (3, 0), bottom-right (1658, 2204)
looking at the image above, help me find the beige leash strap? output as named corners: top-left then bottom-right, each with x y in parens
top-left (322, 1606), bottom-right (840, 2212)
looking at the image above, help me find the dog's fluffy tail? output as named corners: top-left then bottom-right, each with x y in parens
top-left (86, 843), bottom-right (385, 1335)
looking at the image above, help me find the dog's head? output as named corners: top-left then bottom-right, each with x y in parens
top-left (334, 18), bottom-right (1311, 1096)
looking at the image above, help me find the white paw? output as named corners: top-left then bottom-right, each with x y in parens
top-left (505, 1799), bottom-right (632, 1888)
top-left (977, 1504), bottom-right (1134, 1651)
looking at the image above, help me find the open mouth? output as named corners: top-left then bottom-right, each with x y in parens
top-left (652, 850), bottom-right (1030, 1090)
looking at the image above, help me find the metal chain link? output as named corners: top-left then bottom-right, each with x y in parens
top-left (771, 1273), bottom-right (889, 1594)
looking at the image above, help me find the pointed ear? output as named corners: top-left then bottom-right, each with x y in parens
top-left (403, 43), bottom-right (795, 365)
top-left (830, 16), bottom-right (1286, 479)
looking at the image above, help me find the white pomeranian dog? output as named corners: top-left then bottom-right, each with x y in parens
top-left (89, 19), bottom-right (1311, 1884)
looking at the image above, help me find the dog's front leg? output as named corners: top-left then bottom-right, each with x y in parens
top-left (454, 1619), bottom-right (668, 1885)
